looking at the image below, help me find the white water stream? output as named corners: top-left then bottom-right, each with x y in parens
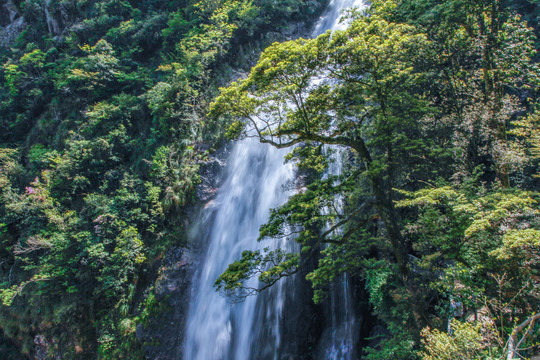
top-left (183, 1), bottom-right (365, 359)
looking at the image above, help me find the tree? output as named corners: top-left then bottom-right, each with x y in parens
top-left (420, 320), bottom-right (495, 360)
top-left (398, 184), bottom-right (540, 359)
top-left (211, 12), bottom-right (430, 294)
top-left (390, 0), bottom-right (540, 186)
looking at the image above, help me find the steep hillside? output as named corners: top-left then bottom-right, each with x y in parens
top-left (0, 0), bottom-right (327, 358)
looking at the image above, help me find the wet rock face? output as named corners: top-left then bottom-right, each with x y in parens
top-left (276, 269), bottom-right (324, 360)
top-left (0, 0), bottom-right (73, 47)
top-left (195, 142), bottom-right (231, 204)
top-left (0, 0), bottom-right (19, 26)
top-left (0, 1), bottom-right (14, 27)
top-left (136, 142), bottom-right (230, 360)
top-left (0, 0), bottom-right (25, 47)
top-left (136, 247), bottom-right (194, 360)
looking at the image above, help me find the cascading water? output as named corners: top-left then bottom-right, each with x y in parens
top-left (317, 147), bottom-right (357, 360)
top-left (183, 1), bottom-right (365, 359)
top-left (313, 0), bottom-right (366, 35)
top-left (183, 139), bottom-right (296, 360)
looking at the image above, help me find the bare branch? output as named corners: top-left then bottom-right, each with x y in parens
top-left (13, 236), bottom-right (52, 255)
top-left (506, 313), bottom-right (540, 360)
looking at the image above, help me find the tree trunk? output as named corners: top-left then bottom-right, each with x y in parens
top-left (352, 137), bottom-right (408, 275)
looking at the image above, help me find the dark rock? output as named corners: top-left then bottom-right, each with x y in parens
top-left (0, 0), bottom-right (25, 47)
top-left (0, 0), bottom-right (14, 26)
top-left (33, 335), bottom-right (49, 360)
top-left (275, 259), bottom-right (324, 360)
top-left (137, 140), bottom-right (232, 359)
top-left (366, 325), bottom-right (390, 349)
top-left (137, 247), bottom-right (195, 360)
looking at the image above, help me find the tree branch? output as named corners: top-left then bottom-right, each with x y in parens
top-left (507, 313), bottom-right (540, 360)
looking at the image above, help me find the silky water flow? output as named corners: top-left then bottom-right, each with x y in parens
top-left (183, 1), bottom-right (366, 359)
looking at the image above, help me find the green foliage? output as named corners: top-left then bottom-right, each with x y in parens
top-left (493, 228), bottom-right (540, 260)
top-left (364, 263), bottom-right (393, 314)
top-left (364, 332), bottom-right (418, 360)
top-left (510, 103), bottom-right (540, 177)
top-left (398, 184), bottom-right (539, 357)
top-left (0, 286), bottom-right (18, 307)
top-left (215, 248), bottom-right (300, 300)
top-left (284, 143), bottom-right (328, 173)
top-left (420, 321), bottom-right (498, 360)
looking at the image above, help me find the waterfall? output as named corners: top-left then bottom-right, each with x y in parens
top-left (317, 147), bottom-right (358, 360)
top-left (183, 1), bottom-right (365, 359)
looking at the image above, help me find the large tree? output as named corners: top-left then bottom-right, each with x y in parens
top-left (210, 12), bottom-right (430, 295)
